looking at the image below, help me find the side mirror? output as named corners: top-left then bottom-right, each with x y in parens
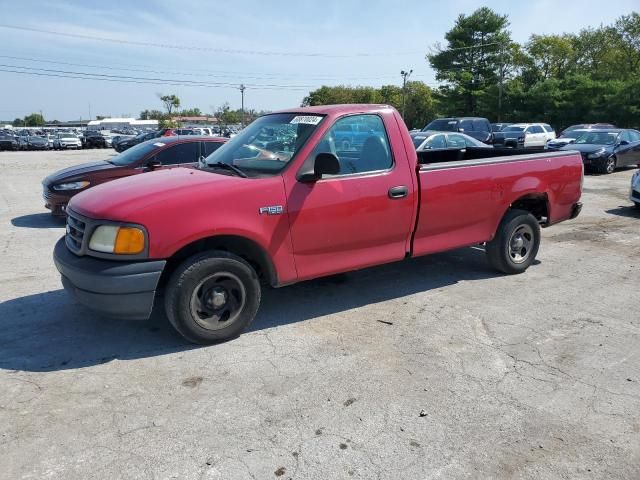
top-left (619, 140), bottom-right (630, 146)
top-left (146, 160), bottom-right (162, 170)
top-left (298, 153), bottom-right (340, 182)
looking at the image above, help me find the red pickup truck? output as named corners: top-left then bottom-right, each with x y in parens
top-left (53, 104), bottom-right (583, 344)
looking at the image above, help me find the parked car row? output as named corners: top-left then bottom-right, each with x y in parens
top-left (422, 117), bottom-right (640, 174)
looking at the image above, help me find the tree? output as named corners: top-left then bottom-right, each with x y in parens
top-left (177, 107), bottom-right (203, 117)
top-left (159, 94), bottom-right (181, 115)
top-left (428, 7), bottom-right (513, 117)
top-left (12, 118), bottom-right (23, 127)
top-left (300, 83), bottom-right (438, 129)
top-left (23, 113), bottom-right (45, 127)
top-left (139, 109), bottom-right (166, 120)
top-left (214, 103), bottom-right (241, 128)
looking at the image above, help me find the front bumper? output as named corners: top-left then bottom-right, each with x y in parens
top-left (631, 186), bottom-right (640, 205)
top-left (53, 237), bottom-right (166, 320)
top-left (42, 186), bottom-right (71, 215)
top-left (570, 201), bottom-right (583, 219)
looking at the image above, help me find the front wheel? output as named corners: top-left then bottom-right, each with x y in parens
top-left (596, 156), bottom-right (616, 174)
top-left (634, 202), bottom-right (640, 210)
top-left (164, 251), bottom-right (261, 344)
top-left (486, 209), bottom-right (541, 274)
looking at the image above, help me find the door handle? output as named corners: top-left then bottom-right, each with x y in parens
top-left (388, 185), bottom-right (408, 199)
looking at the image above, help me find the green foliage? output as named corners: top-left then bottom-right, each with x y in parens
top-left (429, 8), bottom-right (640, 128)
top-left (428, 7), bottom-right (512, 116)
top-left (301, 82), bottom-right (438, 129)
top-left (177, 107), bottom-right (203, 117)
top-left (159, 94), bottom-right (181, 114)
top-left (22, 113), bottom-right (45, 127)
top-left (215, 103), bottom-right (241, 127)
top-left (139, 109), bottom-right (166, 120)
top-left (12, 118), bottom-right (23, 127)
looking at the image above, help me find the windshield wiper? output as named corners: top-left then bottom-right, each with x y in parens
top-left (207, 161), bottom-right (248, 178)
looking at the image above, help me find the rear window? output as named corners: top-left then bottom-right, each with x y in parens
top-left (503, 126), bottom-right (526, 132)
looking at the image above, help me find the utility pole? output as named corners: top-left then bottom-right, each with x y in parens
top-left (498, 44), bottom-right (505, 122)
top-left (400, 69), bottom-right (412, 119)
top-left (239, 84), bottom-right (246, 128)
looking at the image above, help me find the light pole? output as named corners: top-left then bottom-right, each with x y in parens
top-left (239, 84), bottom-right (246, 128)
top-left (400, 69), bottom-right (413, 119)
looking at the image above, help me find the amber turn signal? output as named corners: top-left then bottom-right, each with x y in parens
top-left (114, 227), bottom-right (145, 254)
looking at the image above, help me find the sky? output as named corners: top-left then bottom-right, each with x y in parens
top-left (0, 0), bottom-right (637, 121)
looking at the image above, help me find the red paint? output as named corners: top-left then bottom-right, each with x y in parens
top-left (68, 104), bottom-right (583, 286)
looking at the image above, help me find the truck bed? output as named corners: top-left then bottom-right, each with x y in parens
top-left (411, 150), bottom-right (583, 257)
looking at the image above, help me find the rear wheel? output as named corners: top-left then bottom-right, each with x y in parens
top-left (486, 209), bottom-right (541, 274)
top-left (164, 251), bottom-right (261, 344)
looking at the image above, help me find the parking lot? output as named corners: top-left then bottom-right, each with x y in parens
top-left (1, 149), bottom-right (639, 479)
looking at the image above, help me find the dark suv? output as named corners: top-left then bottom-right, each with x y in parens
top-left (42, 136), bottom-right (227, 216)
top-left (423, 117), bottom-right (494, 144)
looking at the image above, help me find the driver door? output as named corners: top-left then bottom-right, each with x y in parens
top-left (285, 114), bottom-right (415, 281)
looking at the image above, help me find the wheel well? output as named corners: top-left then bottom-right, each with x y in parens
top-left (157, 235), bottom-right (278, 289)
top-left (510, 194), bottom-right (549, 224)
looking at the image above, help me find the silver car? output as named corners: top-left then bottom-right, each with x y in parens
top-left (54, 133), bottom-right (82, 150)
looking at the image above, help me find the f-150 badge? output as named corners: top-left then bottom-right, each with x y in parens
top-left (259, 205), bottom-right (283, 215)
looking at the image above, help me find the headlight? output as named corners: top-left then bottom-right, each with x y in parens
top-left (587, 150), bottom-right (605, 159)
top-left (89, 225), bottom-right (145, 254)
top-left (632, 170), bottom-right (640, 184)
top-left (53, 181), bottom-right (90, 191)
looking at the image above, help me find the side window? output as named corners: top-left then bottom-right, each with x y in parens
top-left (446, 134), bottom-right (467, 148)
top-left (311, 114), bottom-right (392, 175)
top-left (628, 130), bottom-right (640, 143)
top-left (203, 141), bottom-right (224, 156)
top-left (459, 119), bottom-right (473, 132)
top-left (620, 131), bottom-right (632, 143)
top-left (425, 134), bottom-right (446, 149)
top-left (473, 119), bottom-right (488, 132)
top-left (542, 124), bottom-right (554, 133)
top-left (155, 142), bottom-right (199, 165)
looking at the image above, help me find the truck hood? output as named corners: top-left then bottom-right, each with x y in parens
top-left (69, 167), bottom-right (247, 220)
top-left (43, 161), bottom-right (117, 185)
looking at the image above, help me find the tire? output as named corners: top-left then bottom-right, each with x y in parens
top-left (164, 250), bottom-right (261, 344)
top-left (634, 202), bottom-right (640, 210)
top-left (486, 209), bottom-right (541, 274)
top-left (596, 156), bottom-right (616, 174)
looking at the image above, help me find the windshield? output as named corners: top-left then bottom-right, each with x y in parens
top-left (423, 119), bottom-right (457, 132)
top-left (574, 132), bottom-right (618, 145)
top-left (502, 126), bottom-right (526, 132)
top-left (203, 113), bottom-right (323, 175)
top-left (411, 135), bottom-right (428, 148)
top-left (559, 131), bottom-right (584, 139)
top-left (109, 139), bottom-right (166, 166)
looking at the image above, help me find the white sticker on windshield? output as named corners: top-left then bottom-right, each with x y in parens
top-left (290, 115), bottom-right (323, 125)
top-left (153, 142), bottom-right (166, 147)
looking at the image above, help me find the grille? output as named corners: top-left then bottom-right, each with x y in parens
top-left (65, 210), bottom-right (86, 253)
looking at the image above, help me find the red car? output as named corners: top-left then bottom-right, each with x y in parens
top-left (42, 136), bottom-right (226, 215)
top-left (54, 104), bottom-right (583, 344)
